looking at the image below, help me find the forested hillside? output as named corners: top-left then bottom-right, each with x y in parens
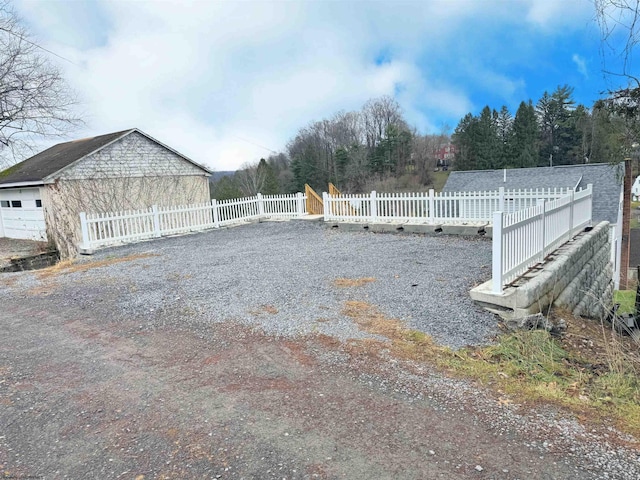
top-left (210, 96), bottom-right (450, 199)
top-left (211, 85), bottom-right (640, 200)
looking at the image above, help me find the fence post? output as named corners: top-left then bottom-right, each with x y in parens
top-left (80, 212), bottom-right (90, 249)
top-left (537, 199), bottom-right (546, 262)
top-left (296, 192), bottom-right (305, 216)
top-left (499, 187), bottom-right (505, 212)
top-left (152, 205), bottom-right (161, 238)
top-left (322, 192), bottom-right (329, 219)
top-left (428, 189), bottom-right (435, 224)
top-left (492, 211), bottom-right (504, 294)
top-left (257, 193), bottom-right (264, 217)
top-left (568, 188), bottom-right (575, 234)
top-left (587, 184), bottom-right (593, 226)
top-left (370, 190), bottom-right (377, 223)
top-left (211, 198), bottom-right (220, 228)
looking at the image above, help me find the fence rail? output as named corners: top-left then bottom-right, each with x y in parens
top-left (80, 193), bottom-right (306, 250)
top-left (492, 184), bottom-right (593, 293)
top-left (322, 187), bottom-right (574, 224)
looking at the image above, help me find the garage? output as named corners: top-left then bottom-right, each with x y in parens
top-left (0, 187), bottom-right (47, 241)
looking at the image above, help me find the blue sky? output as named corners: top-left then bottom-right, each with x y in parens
top-left (13, 0), bottom-right (634, 170)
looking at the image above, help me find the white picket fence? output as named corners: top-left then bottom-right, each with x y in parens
top-left (79, 192), bottom-right (306, 250)
top-left (79, 185), bottom-right (594, 295)
top-left (491, 185), bottom-right (593, 293)
top-left (322, 187), bottom-right (574, 224)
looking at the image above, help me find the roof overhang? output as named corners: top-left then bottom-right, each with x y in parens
top-left (0, 181), bottom-right (45, 189)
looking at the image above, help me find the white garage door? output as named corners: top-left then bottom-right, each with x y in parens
top-left (0, 188), bottom-right (47, 241)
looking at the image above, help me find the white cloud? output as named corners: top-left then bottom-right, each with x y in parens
top-left (525, 0), bottom-right (592, 29)
top-left (14, 0), bottom-right (598, 171)
top-left (572, 54), bottom-right (589, 78)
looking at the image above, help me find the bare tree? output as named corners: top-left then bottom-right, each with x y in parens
top-left (595, 0), bottom-right (640, 87)
top-left (594, 1), bottom-right (640, 154)
top-left (361, 96), bottom-right (405, 150)
top-left (0, 1), bottom-right (80, 167)
top-left (236, 161), bottom-right (268, 196)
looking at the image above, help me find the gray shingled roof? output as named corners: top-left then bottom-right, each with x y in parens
top-left (443, 163), bottom-right (624, 224)
top-left (0, 128), bottom-right (211, 186)
top-left (0, 130), bottom-right (133, 185)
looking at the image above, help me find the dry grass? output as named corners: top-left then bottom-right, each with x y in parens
top-left (333, 277), bottom-right (376, 288)
top-left (37, 253), bottom-right (158, 279)
top-left (0, 276), bottom-right (18, 288)
top-left (341, 300), bottom-right (640, 439)
top-left (342, 301), bottom-right (447, 362)
top-left (249, 305), bottom-right (279, 316)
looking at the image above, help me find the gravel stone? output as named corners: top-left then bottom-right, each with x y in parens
top-left (3, 221), bottom-right (496, 348)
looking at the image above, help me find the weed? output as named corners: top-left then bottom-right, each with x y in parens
top-left (333, 277), bottom-right (376, 288)
top-left (37, 253), bottom-right (158, 279)
top-left (249, 305), bottom-right (279, 316)
top-left (341, 299), bottom-right (640, 438)
top-left (614, 290), bottom-right (636, 315)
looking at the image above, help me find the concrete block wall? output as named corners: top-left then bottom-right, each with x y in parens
top-left (552, 223), bottom-right (613, 318)
top-left (470, 221), bottom-right (613, 320)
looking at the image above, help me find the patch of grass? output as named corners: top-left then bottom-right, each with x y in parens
top-left (430, 170), bottom-right (450, 193)
top-left (615, 290), bottom-right (636, 315)
top-left (341, 299), bottom-right (640, 438)
top-left (341, 301), bottom-right (447, 362)
top-left (37, 253), bottom-right (158, 279)
top-left (333, 277), bottom-right (376, 288)
top-left (249, 305), bottom-right (279, 316)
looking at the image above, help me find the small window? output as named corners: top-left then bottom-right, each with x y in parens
top-left (11, 200), bottom-right (22, 208)
top-left (35, 199), bottom-right (42, 208)
top-left (0, 200), bottom-right (8, 208)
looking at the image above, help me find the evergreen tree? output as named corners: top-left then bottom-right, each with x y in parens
top-left (257, 158), bottom-right (280, 194)
top-left (453, 113), bottom-right (478, 170)
top-left (508, 101), bottom-right (538, 168)
top-left (536, 85), bottom-right (577, 165)
top-left (496, 105), bottom-right (513, 168)
top-left (473, 106), bottom-right (501, 169)
top-left (211, 175), bottom-right (243, 200)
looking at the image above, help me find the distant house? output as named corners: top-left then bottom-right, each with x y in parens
top-left (435, 144), bottom-right (456, 167)
top-left (0, 128), bottom-right (211, 256)
top-left (443, 163), bottom-right (625, 288)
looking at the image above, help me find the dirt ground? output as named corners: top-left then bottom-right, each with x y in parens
top-left (1, 225), bottom-right (638, 479)
top-left (0, 294), bottom-right (629, 479)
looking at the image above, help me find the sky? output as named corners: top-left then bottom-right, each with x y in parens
top-left (12, 0), bottom-right (635, 171)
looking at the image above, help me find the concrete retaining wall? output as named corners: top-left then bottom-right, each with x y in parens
top-left (470, 221), bottom-right (613, 319)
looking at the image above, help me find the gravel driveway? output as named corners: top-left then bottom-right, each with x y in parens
top-left (6, 220), bottom-right (498, 348)
top-left (1, 221), bottom-right (639, 479)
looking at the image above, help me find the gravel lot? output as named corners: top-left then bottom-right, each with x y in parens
top-left (5, 220), bottom-right (497, 348)
top-left (2, 220), bottom-right (639, 479)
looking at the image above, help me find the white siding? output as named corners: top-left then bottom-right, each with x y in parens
top-left (56, 131), bottom-right (206, 180)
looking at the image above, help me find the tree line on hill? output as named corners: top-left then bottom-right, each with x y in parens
top-left (212, 83), bottom-right (640, 200)
top-left (211, 96), bottom-right (450, 199)
top-left (452, 84), bottom-right (637, 170)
